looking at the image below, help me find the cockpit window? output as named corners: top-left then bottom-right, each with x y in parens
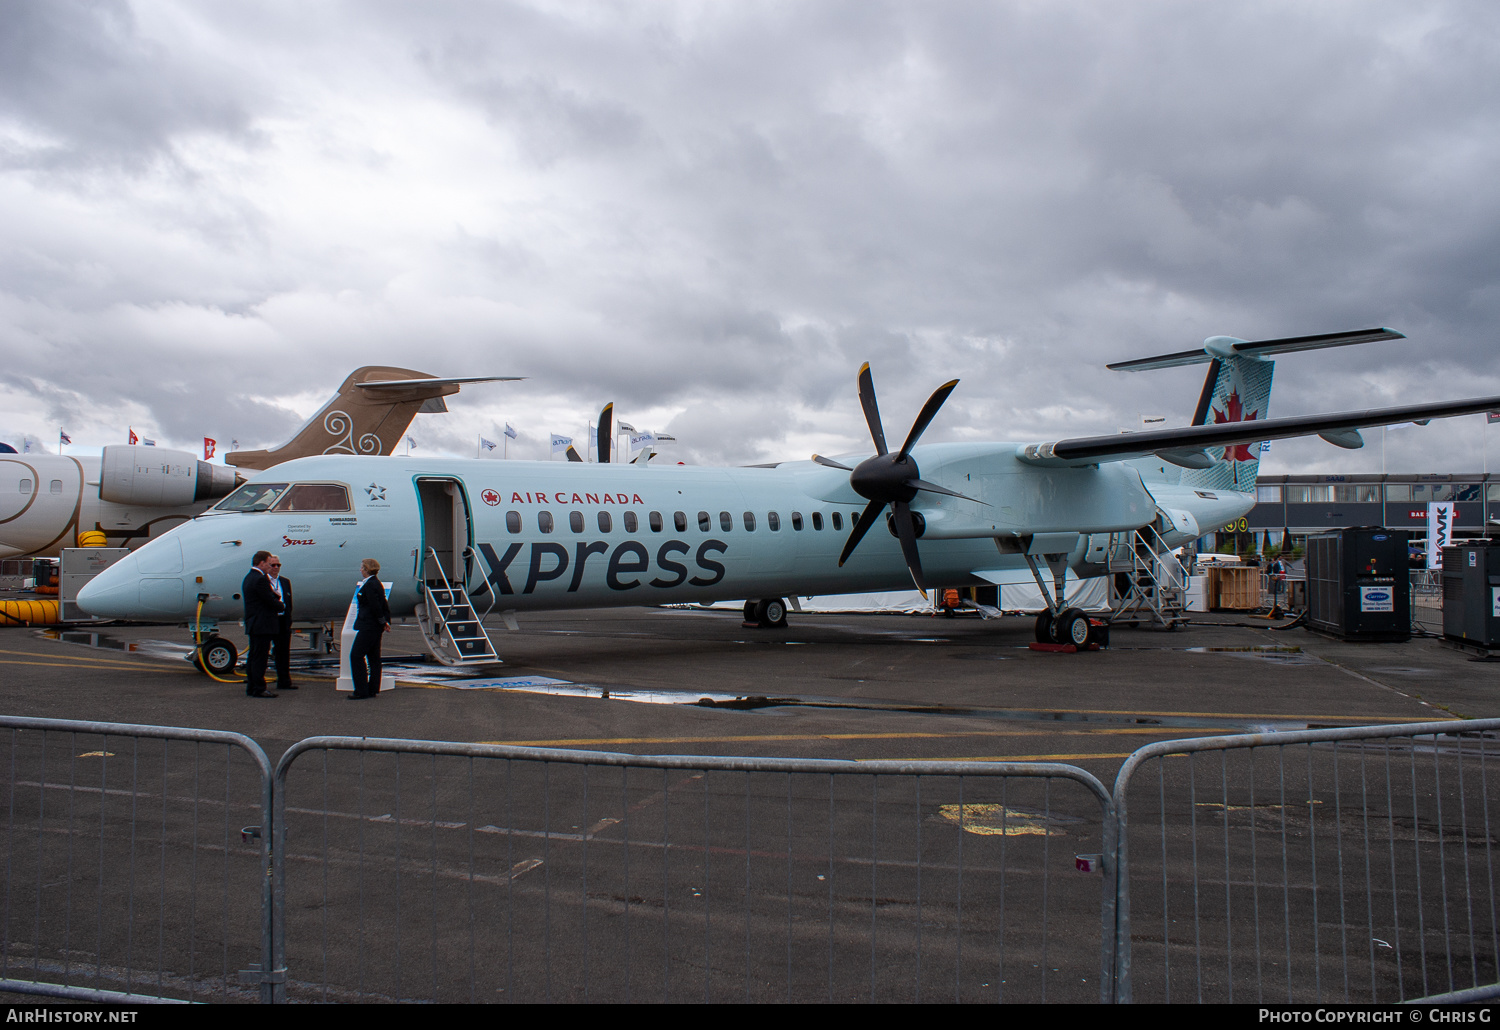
top-left (214, 483), bottom-right (290, 512)
top-left (272, 483), bottom-right (351, 512)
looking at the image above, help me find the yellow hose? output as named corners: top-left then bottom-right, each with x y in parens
top-left (0, 599), bottom-right (60, 626)
top-left (77, 530), bottom-right (107, 547)
top-left (194, 600), bottom-right (244, 684)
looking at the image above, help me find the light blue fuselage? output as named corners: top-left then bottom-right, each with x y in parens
top-left (77, 445), bottom-right (1255, 623)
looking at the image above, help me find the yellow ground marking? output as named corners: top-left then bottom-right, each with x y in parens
top-left (937, 803), bottom-right (1084, 836)
top-left (0, 647), bottom-right (194, 671)
top-left (477, 728), bottom-right (1233, 749)
top-left (0, 658), bottom-right (196, 674)
top-left (982, 705), bottom-right (1453, 724)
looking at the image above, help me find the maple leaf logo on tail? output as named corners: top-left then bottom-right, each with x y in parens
top-left (1212, 389), bottom-right (1261, 461)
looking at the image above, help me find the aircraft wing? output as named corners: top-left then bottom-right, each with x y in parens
top-left (1019, 393), bottom-right (1500, 468)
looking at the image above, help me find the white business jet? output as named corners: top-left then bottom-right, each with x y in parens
top-left (78, 328), bottom-right (1496, 672)
top-left (0, 367), bottom-right (519, 560)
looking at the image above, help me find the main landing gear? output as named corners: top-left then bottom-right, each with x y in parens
top-left (743, 597), bottom-right (789, 629)
top-left (1034, 607), bottom-right (1109, 649)
top-left (1025, 550), bottom-right (1108, 651)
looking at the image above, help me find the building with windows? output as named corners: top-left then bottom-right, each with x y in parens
top-left (1213, 473), bottom-right (1496, 554)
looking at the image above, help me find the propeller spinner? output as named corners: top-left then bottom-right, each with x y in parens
top-left (820, 364), bottom-right (980, 589)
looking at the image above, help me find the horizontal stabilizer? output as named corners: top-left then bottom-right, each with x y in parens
top-left (1020, 392), bottom-right (1500, 469)
top-left (357, 375), bottom-right (525, 391)
top-left (1108, 327), bottom-right (1404, 372)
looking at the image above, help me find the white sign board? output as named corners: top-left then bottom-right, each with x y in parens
top-left (1359, 586), bottom-right (1395, 613)
top-left (1426, 501), bottom-right (1454, 570)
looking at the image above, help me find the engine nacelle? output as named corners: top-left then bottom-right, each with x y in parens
top-left (99, 446), bottom-right (238, 506)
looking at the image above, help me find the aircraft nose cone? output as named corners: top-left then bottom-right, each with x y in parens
top-left (76, 553), bottom-right (143, 619)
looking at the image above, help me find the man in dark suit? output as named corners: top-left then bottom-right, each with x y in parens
top-left (348, 557), bottom-right (391, 700)
top-left (269, 559), bottom-right (298, 691)
top-left (242, 550), bottom-right (284, 698)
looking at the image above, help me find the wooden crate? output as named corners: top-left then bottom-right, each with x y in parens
top-left (1209, 566), bottom-right (1261, 610)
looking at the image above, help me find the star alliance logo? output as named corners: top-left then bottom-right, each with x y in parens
top-left (365, 482), bottom-right (386, 501)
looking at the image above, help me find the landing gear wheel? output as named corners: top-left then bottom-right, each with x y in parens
top-left (1055, 608), bottom-right (1091, 648)
top-left (1034, 611), bottom-right (1054, 643)
top-left (196, 636), bottom-right (238, 676)
top-left (758, 597), bottom-right (788, 628)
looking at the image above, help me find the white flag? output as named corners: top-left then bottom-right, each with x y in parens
top-left (551, 434), bottom-right (573, 453)
top-left (504, 423), bottom-right (517, 440)
top-left (480, 437), bottom-right (496, 451)
top-left (629, 430), bottom-right (655, 449)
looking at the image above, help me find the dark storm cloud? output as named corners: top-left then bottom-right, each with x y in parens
top-left (0, 0), bottom-right (252, 169)
top-left (3, 2), bottom-right (1500, 471)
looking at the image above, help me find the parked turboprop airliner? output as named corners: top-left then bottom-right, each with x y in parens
top-left (0, 367), bottom-right (518, 559)
top-left (78, 328), bottom-right (1497, 672)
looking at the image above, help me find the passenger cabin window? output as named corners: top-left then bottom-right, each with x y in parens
top-left (719, 512), bottom-right (733, 532)
top-left (811, 512), bottom-right (823, 531)
top-left (674, 511), bottom-right (687, 532)
top-left (598, 511), bottom-right (612, 533)
top-left (506, 511), bottom-right (522, 533)
top-left (623, 512), bottom-right (639, 533)
top-left (768, 511), bottom-right (780, 531)
top-left (271, 483), bottom-right (351, 512)
top-left (832, 511), bottom-right (843, 531)
top-left (19, 479), bottom-right (31, 494)
top-left (649, 511), bottom-right (663, 532)
top-left (49, 480), bottom-right (62, 494)
top-left (743, 511), bottom-right (756, 531)
top-left (538, 511), bottom-right (555, 533)
top-left (214, 482), bottom-right (289, 512)
top-left (790, 512), bottom-right (802, 531)
top-left (698, 511), bottom-right (711, 531)
top-left (570, 511), bottom-right (584, 533)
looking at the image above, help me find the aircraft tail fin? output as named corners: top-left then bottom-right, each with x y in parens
top-left (1113, 327), bottom-right (1402, 494)
top-left (226, 367), bottom-right (522, 471)
top-left (1178, 355), bottom-right (1275, 493)
top-left (597, 403), bottom-right (613, 463)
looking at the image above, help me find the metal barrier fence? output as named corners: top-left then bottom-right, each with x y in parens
top-left (0, 716), bottom-right (273, 1004)
top-left (271, 738), bottom-right (1116, 1003)
top-left (3, 716), bottom-right (1498, 1003)
top-left (1112, 718), bottom-right (1500, 1003)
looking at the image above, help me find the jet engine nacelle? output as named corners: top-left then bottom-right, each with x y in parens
top-left (98, 445), bottom-right (238, 506)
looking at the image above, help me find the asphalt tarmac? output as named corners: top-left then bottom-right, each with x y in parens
top-left (0, 608), bottom-right (1493, 1003)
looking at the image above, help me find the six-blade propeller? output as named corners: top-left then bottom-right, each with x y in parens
top-left (817, 363), bottom-right (980, 590)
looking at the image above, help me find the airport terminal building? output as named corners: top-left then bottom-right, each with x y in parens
top-left (1224, 472), bottom-right (1498, 553)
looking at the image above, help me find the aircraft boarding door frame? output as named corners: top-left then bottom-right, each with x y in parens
top-left (412, 477), bottom-right (498, 666)
top-left (414, 478), bottom-right (476, 592)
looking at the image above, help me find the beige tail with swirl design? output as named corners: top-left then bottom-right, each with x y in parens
top-left (225, 367), bottom-right (522, 471)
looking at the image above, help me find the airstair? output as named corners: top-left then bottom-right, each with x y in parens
top-left (415, 547), bottom-right (500, 666)
top-left (1106, 524), bottom-right (1189, 630)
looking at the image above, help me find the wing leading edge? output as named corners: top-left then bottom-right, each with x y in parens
top-left (1019, 393), bottom-right (1500, 468)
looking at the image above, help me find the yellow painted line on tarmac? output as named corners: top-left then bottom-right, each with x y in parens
top-left (989, 705), bottom-right (1454, 724)
top-left (0, 657), bottom-right (196, 674)
top-left (0, 647), bottom-right (186, 669)
top-left (480, 726), bottom-right (1242, 749)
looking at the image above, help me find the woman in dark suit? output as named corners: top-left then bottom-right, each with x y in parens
top-left (348, 558), bottom-right (391, 700)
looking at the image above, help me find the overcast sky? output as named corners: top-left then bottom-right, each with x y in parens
top-left (3, 1), bottom-right (1499, 474)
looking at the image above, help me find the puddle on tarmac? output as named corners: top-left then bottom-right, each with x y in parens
top-left (41, 629), bottom-right (195, 662)
top-left (1184, 645), bottom-right (1320, 665)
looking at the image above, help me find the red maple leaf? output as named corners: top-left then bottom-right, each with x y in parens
top-left (1212, 389), bottom-right (1260, 462)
